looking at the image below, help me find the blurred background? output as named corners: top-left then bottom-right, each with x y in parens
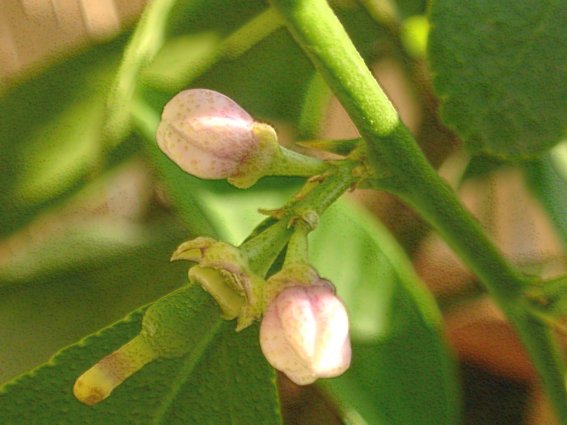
top-left (0, 0), bottom-right (146, 84)
top-left (1, 1), bottom-right (565, 424)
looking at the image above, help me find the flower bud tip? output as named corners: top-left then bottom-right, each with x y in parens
top-left (73, 336), bottom-right (157, 405)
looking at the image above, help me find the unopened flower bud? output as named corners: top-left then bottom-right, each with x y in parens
top-left (156, 88), bottom-right (279, 188)
top-left (260, 282), bottom-right (351, 385)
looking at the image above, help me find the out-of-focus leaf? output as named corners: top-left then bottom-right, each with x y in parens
top-left (395, 0), bottom-right (427, 18)
top-left (143, 7), bottom-right (284, 94)
top-left (193, 181), bottom-right (295, 245)
top-left (0, 285), bottom-right (281, 424)
top-left (104, 0), bottom-right (183, 143)
top-left (0, 217), bottom-right (179, 286)
top-left (310, 201), bottom-right (460, 425)
top-left (429, 0), bottom-right (567, 159)
top-left (0, 215), bottom-right (187, 380)
top-left (524, 142), bottom-right (567, 249)
top-left (180, 28), bottom-right (315, 125)
top-left (0, 216), bottom-right (188, 383)
top-left (0, 36), bottom-right (127, 239)
top-left (461, 153), bottom-right (509, 182)
top-left (167, 0), bottom-right (266, 38)
top-left (142, 32), bottom-right (222, 91)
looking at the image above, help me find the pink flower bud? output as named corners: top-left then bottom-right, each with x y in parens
top-left (156, 89), bottom-right (259, 180)
top-left (260, 283), bottom-right (351, 385)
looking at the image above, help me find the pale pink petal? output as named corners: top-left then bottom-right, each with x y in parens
top-left (157, 89), bottom-right (257, 179)
top-left (259, 284), bottom-right (352, 385)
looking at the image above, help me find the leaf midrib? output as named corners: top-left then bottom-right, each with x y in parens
top-left (151, 317), bottom-right (224, 424)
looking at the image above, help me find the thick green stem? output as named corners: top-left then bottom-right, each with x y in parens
top-left (270, 0), bottom-right (567, 421)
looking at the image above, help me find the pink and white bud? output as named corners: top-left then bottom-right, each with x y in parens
top-left (260, 283), bottom-right (351, 385)
top-left (156, 89), bottom-right (266, 181)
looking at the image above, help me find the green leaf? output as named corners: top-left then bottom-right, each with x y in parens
top-left (0, 285), bottom-right (281, 424)
top-left (395, 0), bottom-right (427, 18)
top-left (142, 32), bottom-right (223, 92)
top-left (428, 0), bottom-right (567, 159)
top-left (0, 36), bottom-right (127, 239)
top-left (461, 153), bottom-right (509, 181)
top-left (0, 216), bottom-right (182, 287)
top-left (524, 142), bottom-right (567, 249)
top-left (310, 201), bottom-right (460, 425)
top-left (0, 216), bottom-right (188, 383)
top-left (188, 28), bottom-right (315, 125)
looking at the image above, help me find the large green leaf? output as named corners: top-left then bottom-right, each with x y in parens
top-left (310, 201), bottom-right (460, 425)
top-left (0, 285), bottom-right (281, 424)
top-left (428, 0), bottom-right (567, 159)
top-left (0, 36), bottom-right (129, 239)
top-left (395, 0), bottom-right (427, 18)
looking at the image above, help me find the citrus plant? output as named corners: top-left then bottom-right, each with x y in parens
top-left (1, 0), bottom-right (566, 423)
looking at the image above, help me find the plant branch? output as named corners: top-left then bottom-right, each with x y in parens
top-left (241, 161), bottom-right (358, 275)
top-left (270, 0), bottom-right (567, 421)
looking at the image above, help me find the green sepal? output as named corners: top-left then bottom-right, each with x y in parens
top-left (171, 237), bottom-right (267, 330)
top-left (228, 123), bottom-right (281, 189)
top-left (263, 263), bottom-right (330, 306)
top-left (229, 123), bottom-right (329, 188)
